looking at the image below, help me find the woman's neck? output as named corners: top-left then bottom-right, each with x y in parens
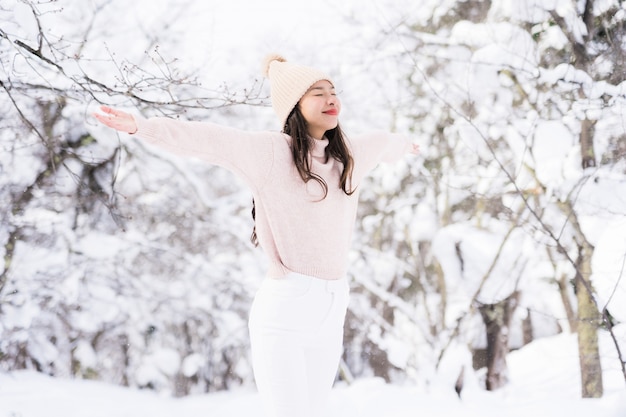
top-left (307, 128), bottom-right (326, 140)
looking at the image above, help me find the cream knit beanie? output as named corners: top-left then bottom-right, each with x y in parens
top-left (262, 54), bottom-right (333, 128)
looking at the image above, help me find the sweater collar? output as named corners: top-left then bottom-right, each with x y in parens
top-left (311, 137), bottom-right (329, 158)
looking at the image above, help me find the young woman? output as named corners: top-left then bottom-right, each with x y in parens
top-left (94, 54), bottom-right (419, 417)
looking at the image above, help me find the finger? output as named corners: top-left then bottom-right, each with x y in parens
top-left (99, 105), bottom-right (113, 114)
top-left (94, 112), bottom-right (117, 128)
top-left (108, 107), bottom-right (125, 117)
top-left (93, 112), bottom-right (110, 122)
top-left (100, 106), bottom-right (125, 117)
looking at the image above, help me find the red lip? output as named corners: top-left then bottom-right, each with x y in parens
top-left (323, 109), bottom-right (338, 115)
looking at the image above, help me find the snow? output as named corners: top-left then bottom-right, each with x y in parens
top-left (2, 331), bottom-right (625, 417)
top-left (136, 348), bottom-right (181, 388)
top-left (432, 222), bottom-right (531, 304)
top-left (532, 121), bottom-right (578, 187)
top-left (536, 24), bottom-right (570, 51)
top-left (181, 353), bottom-right (205, 377)
top-left (450, 21), bottom-right (538, 76)
top-left (540, 63), bottom-right (595, 93)
top-left (592, 219), bottom-right (626, 322)
top-left (2, 0), bottom-right (626, 414)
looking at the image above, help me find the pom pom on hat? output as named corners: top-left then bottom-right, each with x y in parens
top-left (262, 54), bottom-right (286, 78)
top-left (262, 53), bottom-right (333, 128)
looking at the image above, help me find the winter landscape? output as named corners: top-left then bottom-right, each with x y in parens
top-left (1, 0), bottom-right (626, 415)
top-left (2, 330), bottom-right (626, 416)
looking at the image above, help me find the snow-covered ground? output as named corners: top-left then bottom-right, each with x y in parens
top-left (2, 1), bottom-right (626, 416)
top-left (2, 332), bottom-right (625, 417)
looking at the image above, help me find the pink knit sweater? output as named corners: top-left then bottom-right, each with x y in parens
top-left (133, 117), bottom-right (412, 280)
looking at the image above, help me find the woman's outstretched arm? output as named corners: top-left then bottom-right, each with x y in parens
top-left (93, 106), bottom-right (138, 134)
top-left (92, 105), bottom-right (278, 193)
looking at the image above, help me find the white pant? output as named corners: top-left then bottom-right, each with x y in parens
top-left (248, 272), bottom-right (350, 417)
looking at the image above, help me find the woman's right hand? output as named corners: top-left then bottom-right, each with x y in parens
top-left (93, 105), bottom-right (138, 134)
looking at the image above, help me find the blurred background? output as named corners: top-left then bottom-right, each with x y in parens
top-left (1, 0), bottom-right (625, 402)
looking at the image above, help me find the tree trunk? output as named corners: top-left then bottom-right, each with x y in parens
top-left (367, 297), bottom-right (396, 382)
top-left (576, 242), bottom-right (604, 398)
top-left (579, 118), bottom-right (596, 169)
top-left (556, 22), bottom-right (601, 395)
top-left (557, 272), bottom-right (578, 332)
top-left (522, 308), bottom-right (533, 346)
top-left (478, 291), bottom-right (519, 390)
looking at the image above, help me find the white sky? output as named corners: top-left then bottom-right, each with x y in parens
top-left (121, 0), bottom-right (373, 79)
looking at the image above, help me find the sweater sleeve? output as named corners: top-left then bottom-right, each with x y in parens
top-left (349, 131), bottom-right (413, 182)
top-left (132, 116), bottom-right (275, 192)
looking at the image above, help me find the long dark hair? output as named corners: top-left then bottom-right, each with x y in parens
top-left (250, 106), bottom-right (355, 246)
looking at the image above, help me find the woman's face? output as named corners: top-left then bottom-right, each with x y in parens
top-left (298, 80), bottom-right (341, 139)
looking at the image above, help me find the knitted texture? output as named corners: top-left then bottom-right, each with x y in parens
top-left (263, 54), bottom-right (332, 128)
top-left (132, 116), bottom-right (413, 280)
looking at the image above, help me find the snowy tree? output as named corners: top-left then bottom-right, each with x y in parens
top-left (2, 0), bottom-right (624, 401)
top-left (346, 0), bottom-right (626, 397)
top-left (1, 0), bottom-right (265, 395)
